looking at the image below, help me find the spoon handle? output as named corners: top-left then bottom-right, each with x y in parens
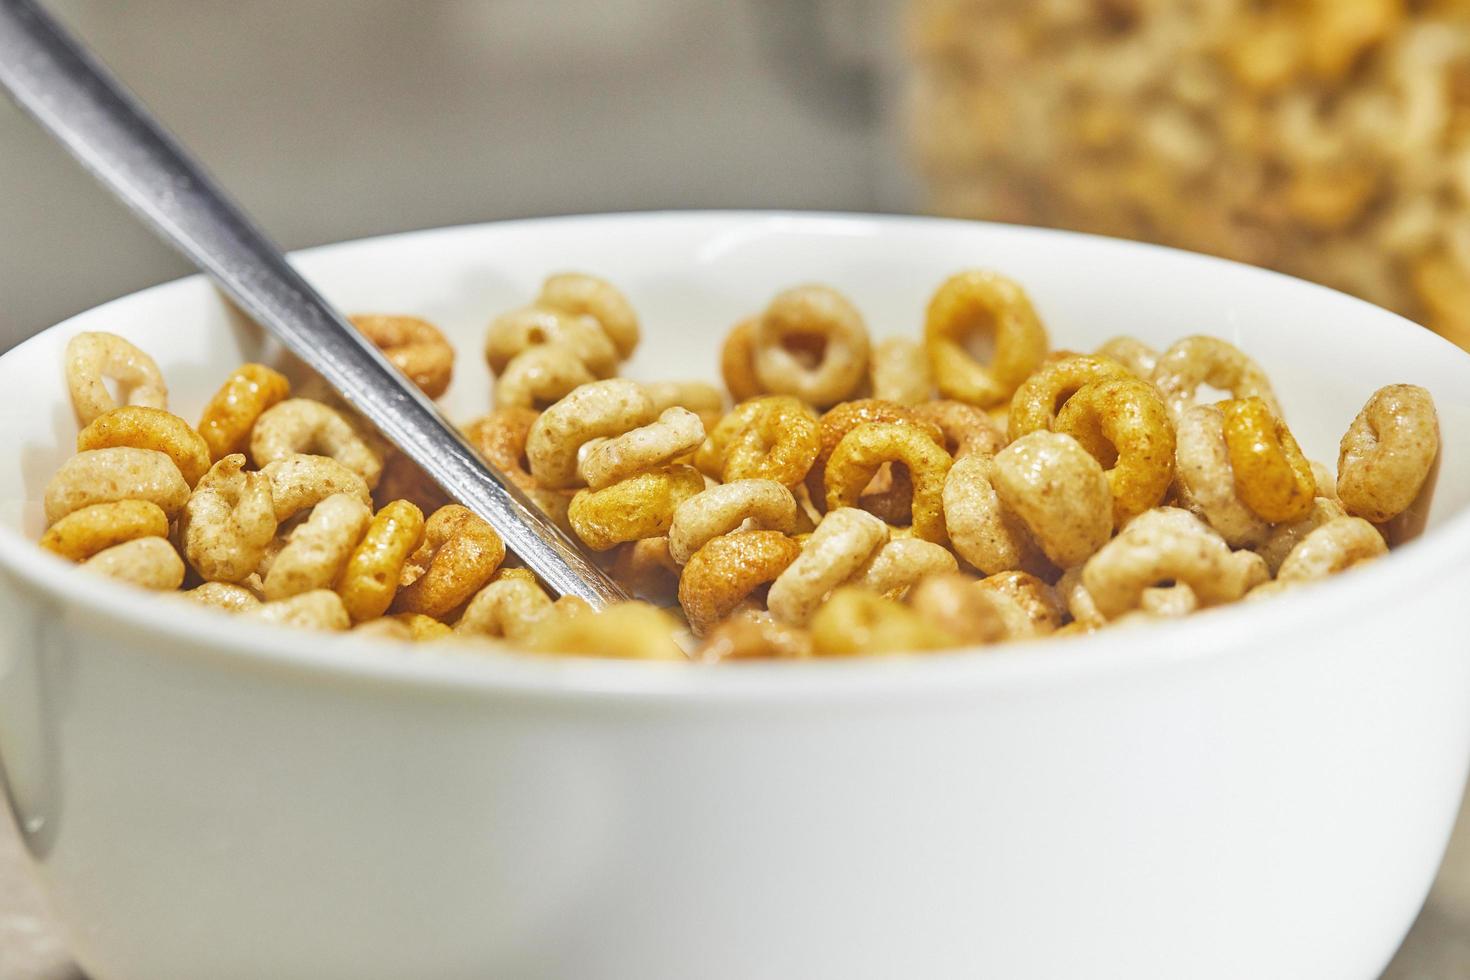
top-left (0, 0), bottom-right (628, 607)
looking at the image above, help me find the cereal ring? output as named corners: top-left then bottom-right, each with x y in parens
top-left (924, 270), bottom-right (1049, 407)
top-left (77, 406), bottom-right (211, 488)
top-left (537, 272), bottom-right (640, 360)
top-left (1172, 405), bottom-right (1271, 548)
top-left (455, 569), bottom-right (555, 643)
top-left (941, 453), bottom-right (1050, 576)
top-left (696, 610), bottom-right (813, 662)
top-left (667, 479), bottom-right (798, 565)
top-left (1138, 583), bottom-right (1199, 619)
top-left (1081, 508), bottom-right (1268, 619)
top-left (250, 590), bottom-right (350, 631)
top-left (261, 493), bottom-right (372, 601)
top-left (974, 570), bottom-right (1065, 638)
top-left (1095, 336), bottom-right (1159, 379)
top-left (1337, 384), bottom-right (1440, 524)
top-left (462, 409), bottom-right (574, 523)
top-left (610, 536), bottom-right (682, 601)
top-left (336, 499), bottom-right (426, 622)
top-left (851, 538), bottom-right (959, 599)
top-left (349, 314), bottom-right (454, 399)
top-left (485, 305), bottom-right (619, 378)
top-left (907, 573), bottom-right (1008, 645)
top-left (251, 398), bottom-right (384, 490)
top-left (44, 447), bottom-right (190, 525)
top-left (992, 432), bottom-right (1112, 567)
top-left (1256, 497), bottom-right (1347, 575)
top-left (810, 587), bottom-right (957, 656)
top-left (81, 536), bottom-right (184, 591)
top-left (643, 380), bottom-right (726, 431)
top-left (696, 395), bottom-right (820, 487)
top-left (1007, 354), bottom-right (1129, 441)
top-left (64, 331), bottom-right (168, 425)
top-left (373, 451), bottom-right (452, 515)
top-left (1310, 461), bottom-right (1338, 502)
top-left (1221, 397), bottom-right (1316, 523)
top-left (676, 530), bottom-right (802, 635)
top-left (261, 454), bottom-right (372, 522)
top-left (1056, 566), bottom-right (1105, 630)
top-left (179, 454), bottom-right (278, 582)
top-left (1151, 335), bottom-right (1281, 421)
top-left (912, 400), bottom-right (1007, 459)
top-left (197, 363), bottom-right (292, 463)
top-left (1276, 516), bottom-right (1387, 583)
top-left (492, 344), bottom-right (599, 410)
top-left (719, 317), bottom-right (764, 402)
top-left (767, 508), bottom-right (889, 625)
top-left (391, 505), bottom-right (506, 618)
top-left (40, 500), bottom-right (169, 562)
top-left (351, 617), bottom-right (415, 641)
top-left (567, 465), bottom-right (706, 552)
top-left (805, 399), bottom-right (944, 511)
top-left (527, 601), bottom-right (685, 661)
top-left (578, 407), bottom-right (706, 490)
top-left (752, 285), bottom-right (870, 408)
top-left (870, 337), bottom-right (933, 406)
top-left (1054, 377), bottom-right (1176, 526)
top-left (183, 582), bottom-right (262, 613)
top-left (527, 379), bottom-right (656, 489)
top-left (824, 422), bottom-right (953, 543)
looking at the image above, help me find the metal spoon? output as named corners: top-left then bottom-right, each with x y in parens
top-left (0, 0), bottom-right (629, 608)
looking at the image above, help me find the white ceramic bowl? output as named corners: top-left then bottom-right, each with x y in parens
top-left (2, 213), bottom-right (1469, 980)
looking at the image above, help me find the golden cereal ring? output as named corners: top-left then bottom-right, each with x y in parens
top-left (907, 573), bottom-right (1008, 645)
top-left (1256, 497), bottom-right (1347, 575)
top-left (941, 453), bottom-right (1050, 577)
top-left (455, 569), bottom-right (555, 643)
top-left (752, 285), bottom-right (870, 408)
top-left (823, 422), bottom-right (953, 543)
top-left (667, 479), bottom-right (799, 565)
top-left (485, 305), bottom-right (619, 378)
top-left (696, 395), bottom-right (820, 487)
top-left (64, 331), bottom-right (168, 425)
top-left (1054, 377), bottom-right (1176, 526)
top-left (1337, 384), bottom-right (1440, 524)
top-left (527, 601), bottom-right (685, 660)
top-left (76, 406), bottom-right (210, 489)
top-left (810, 587), bottom-right (958, 657)
top-left (609, 536), bottom-right (682, 601)
top-left (568, 465), bottom-right (706, 552)
top-left (262, 493), bottom-right (372, 601)
top-left (1221, 397), bottom-right (1316, 523)
top-left (924, 270), bottom-right (1049, 407)
top-left (81, 536), bottom-right (184, 591)
top-left (1172, 405), bottom-right (1271, 548)
top-left (578, 407), bottom-right (706, 490)
top-left (250, 590), bottom-right (350, 631)
top-left (1277, 516), bottom-right (1387, 583)
top-left (1081, 508), bottom-right (1268, 619)
top-left (197, 363), bottom-right (291, 463)
top-left (261, 454), bottom-right (372, 522)
top-left (526, 379), bottom-right (656, 489)
top-left (912, 400), bottom-right (1007, 459)
top-left (642, 381), bottom-right (726, 431)
top-left (1007, 354), bottom-right (1129, 441)
top-left (851, 538), bottom-right (959, 599)
top-left (537, 272), bottom-right (640, 360)
top-left (251, 398), bottom-right (384, 490)
top-left (183, 582), bottom-right (262, 613)
top-left (1151, 335), bottom-right (1281, 421)
top-left (40, 500), bottom-right (169, 562)
top-left (767, 508), bottom-right (889, 625)
top-left (677, 529), bottom-right (802, 635)
top-left (992, 432), bottom-right (1112, 568)
top-left (179, 454), bottom-right (278, 583)
top-left (974, 570), bottom-right (1065, 639)
top-left (869, 337), bottom-right (933, 406)
top-left (392, 504), bottom-right (506, 618)
top-left (44, 447), bottom-right (190, 525)
top-left (1095, 336), bottom-right (1159, 379)
top-left (349, 314), bottom-right (454, 399)
top-left (805, 399), bottom-right (944, 513)
top-left (696, 610), bottom-right (814, 662)
top-left (492, 344), bottom-right (599, 411)
top-left (719, 317), bottom-right (764, 402)
top-left (336, 500), bottom-right (426, 622)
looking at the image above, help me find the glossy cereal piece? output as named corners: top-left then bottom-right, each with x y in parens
top-left (678, 529), bottom-right (803, 635)
top-left (179, 454), bottom-right (279, 583)
top-left (197, 363), bottom-right (291, 462)
top-left (992, 432), bottom-right (1112, 568)
top-left (80, 536), bottom-right (185, 591)
top-left (391, 505), bottom-right (506, 618)
top-left (907, 573), bottom-right (1008, 645)
top-left (337, 500), bottom-right (426, 622)
top-left (924, 270), bottom-right (1049, 407)
top-left (349, 314), bottom-right (454, 398)
top-left (667, 479), bottom-right (799, 565)
top-left (537, 272), bottom-right (641, 359)
top-left (809, 587), bottom-right (958, 656)
top-left (696, 395), bottom-right (820, 487)
top-left (1256, 497), bottom-right (1348, 576)
top-left (260, 454), bottom-right (372, 522)
top-left (182, 581), bottom-right (262, 613)
top-left (1221, 397), bottom-right (1316, 523)
top-left (578, 407), bottom-right (705, 490)
top-left (527, 601), bottom-right (686, 660)
top-left (77, 406), bottom-right (211, 488)
top-left (974, 570), bottom-right (1066, 639)
top-left (492, 343), bottom-right (599, 410)
top-left (823, 422), bottom-right (953, 543)
top-left (251, 398), bottom-right (384, 490)
top-left (1276, 516), bottom-right (1388, 583)
top-left (1172, 405), bottom-right (1271, 548)
top-left (568, 465), bottom-right (706, 552)
top-left (40, 499), bottom-right (169, 562)
top-left (752, 284), bottom-right (871, 408)
top-left (64, 331), bottom-right (168, 425)
top-left (1095, 336), bottom-right (1159, 379)
top-left (643, 380), bottom-right (726, 431)
top-left (869, 336), bottom-right (933, 406)
top-left (455, 568), bottom-right (556, 643)
top-left (250, 589), bottom-right (351, 631)
top-left (805, 399), bottom-right (945, 512)
top-left (485, 305), bottom-right (619, 379)
top-left (696, 609), bottom-right (814, 662)
top-left (767, 507), bottom-right (889, 626)
top-left (1007, 354), bottom-right (1130, 441)
top-left (1337, 384), bottom-right (1440, 524)
top-left (1150, 335), bottom-right (1281, 421)
top-left (262, 493), bottom-right (372, 601)
top-left (526, 379), bottom-right (656, 489)
top-left (852, 538), bottom-right (959, 599)
top-left (44, 447), bottom-right (190, 525)
top-left (941, 453), bottom-right (1051, 577)
top-left (1055, 377), bottom-right (1176, 526)
top-left (912, 399), bottom-right (1007, 459)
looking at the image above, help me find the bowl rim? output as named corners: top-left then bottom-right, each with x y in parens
top-left (3, 209), bottom-right (1469, 704)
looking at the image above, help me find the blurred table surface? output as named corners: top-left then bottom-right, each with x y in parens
top-left (3, 787), bottom-right (1469, 979)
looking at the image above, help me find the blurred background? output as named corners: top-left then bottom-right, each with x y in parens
top-left (1, 1), bottom-right (1468, 976)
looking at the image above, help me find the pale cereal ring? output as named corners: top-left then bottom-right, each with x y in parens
top-left (1221, 397), bottom-right (1316, 523)
top-left (696, 609), bottom-right (814, 662)
top-left (677, 529), bottom-right (802, 635)
top-left (1138, 582), bottom-right (1199, 619)
top-left (526, 379), bottom-right (656, 489)
top-left (182, 582), bottom-right (262, 613)
top-left (578, 407), bottom-right (706, 490)
top-left (667, 479), bottom-right (799, 565)
top-left (527, 601), bottom-right (685, 661)
top-left (992, 432), bottom-right (1112, 567)
top-left (610, 536), bottom-right (682, 601)
top-left (1172, 405), bottom-right (1271, 548)
top-left (1054, 377), bottom-right (1176, 526)
top-left (392, 504), bottom-right (506, 618)
top-left (1095, 336), bottom-right (1159, 379)
top-left (64, 331), bottom-right (168, 425)
top-left (251, 398), bottom-right (384, 490)
top-left (336, 499), bottom-right (426, 622)
top-left (261, 493), bottom-right (372, 601)
top-left (752, 285), bottom-right (870, 408)
top-left (81, 536), bottom-right (184, 591)
top-left (695, 395), bottom-right (820, 487)
top-left (77, 406), bottom-right (211, 488)
top-left (492, 344), bottom-right (598, 410)
top-left (870, 336), bottom-right (933, 406)
top-left (851, 538), bottom-right (959, 599)
top-left (824, 422), bottom-right (953, 543)
top-left (261, 454), bottom-right (372, 522)
top-left (350, 617), bottom-right (415, 641)
top-left (720, 317), bottom-right (764, 402)
top-left (906, 573), bottom-right (1008, 645)
top-left (44, 447), bottom-right (190, 525)
top-left (485, 305), bottom-right (619, 378)
top-left (1007, 354), bottom-right (1129, 441)
top-left (1256, 497), bottom-right (1347, 575)
top-left (924, 270), bottom-right (1049, 407)
top-left (1337, 384), bottom-right (1440, 524)
top-left (941, 453), bottom-right (1050, 576)
top-left (1056, 566), bottom-right (1105, 630)
top-left (250, 590), bottom-right (350, 631)
top-left (810, 587), bottom-right (957, 656)
top-left (455, 568), bottom-right (555, 643)
top-left (567, 465), bottom-right (705, 552)
top-left (197, 363), bottom-right (291, 463)
top-left (974, 570), bottom-right (1065, 638)
top-left (349, 314), bottom-right (454, 399)
top-left (537, 272), bottom-right (641, 360)
top-left (1150, 335), bottom-right (1281, 421)
top-left (643, 380), bottom-right (726, 431)
top-left (1310, 461), bottom-right (1338, 502)
top-left (767, 507), bottom-right (889, 625)
top-left (912, 399), bottom-right (1007, 459)
top-left (179, 454), bottom-right (278, 583)
top-left (40, 500), bottom-right (169, 562)
top-left (1276, 516), bottom-right (1388, 583)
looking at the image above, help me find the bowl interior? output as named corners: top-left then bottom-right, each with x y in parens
top-left (3, 211), bottom-right (1469, 576)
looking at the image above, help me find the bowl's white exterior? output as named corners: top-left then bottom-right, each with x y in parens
top-left (1, 213), bottom-right (1468, 980)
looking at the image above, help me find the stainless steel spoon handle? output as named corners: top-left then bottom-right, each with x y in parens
top-left (0, 0), bottom-right (628, 607)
